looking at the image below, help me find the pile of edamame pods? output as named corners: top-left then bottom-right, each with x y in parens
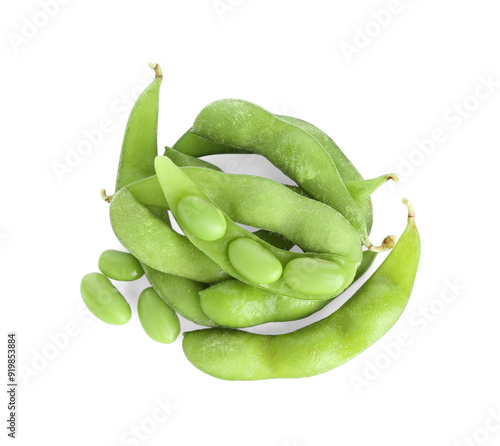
top-left (80, 64), bottom-right (420, 381)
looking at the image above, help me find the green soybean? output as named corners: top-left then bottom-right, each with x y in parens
top-left (199, 250), bottom-right (378, 328)
top-left (154, 156), bottom-right (356, 300)
top-left (228, 238), bottom-right (283, 284)
top-left (283, 258), bottom-right (346, 296)
top-left (177, 195), bottom-right (227, 241)
top-left (142, 264), bottom-right (217, 327)
top-left (138, 288), bottom-right (180, 343)
top-left (182, 200), bottom-right (420, 380)
top-left (109, 187), bottom-right (229, 283)
top-left (98, 249), bottom-right (144, 281)
top-left (80, 273), bottom-right (131, 325)
top-left (115, 64), bottom-right (162, 191)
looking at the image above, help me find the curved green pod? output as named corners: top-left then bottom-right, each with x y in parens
top-left (275, 115), bottom-right (374, 233)
top-left (98, 249), bottom-right (144, 281)
top-left (115, 64), bottom-right (162, 191)
top-left (138, 288), bottom-right (180, 344)
top-left (142, 264), bottom-right (217, 327)
top-left (200, 249), bottom-right (377, 328)
top-left (173, 113), bottom-right (389, 238)
top-left (183, 200), bottom-right (420, 380)
top-left (109, 187), bottom-right (229, 284)
top-left (126, 167), bottom-right (362, 262)
top-left (174, 99), bottom-right (390, 250)
top-left (155, 156), bottom-right (360, 300)
top-left (80, 273), bottom-right (131, 325)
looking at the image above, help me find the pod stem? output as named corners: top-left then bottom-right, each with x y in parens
top-left (367, 199), bottom-right (415, 252)
top-left (402, 198), bottom-right (415, 219)
top-left (101, 189), bottom-right (113, 203)
top-left (149, 63), bottom-right (163, 78)
top-left (367, 235), bottom-right (397, 253)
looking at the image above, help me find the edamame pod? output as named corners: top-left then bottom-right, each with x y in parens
top-left (126, 167), bottom-right (362, 262)
top-left (182, 200), bottom-right (420, 380)
top-left (98, 249), bottom-right (144, 281)
top-left (155, 156), bottom-right (358, 300)
top-left (200, 250), bottom-right (377, 328)
top-left (276, 115), bottom-right (374, 231)
top-left (109, 187), bottom-right (230, 283)
top-left (80, 273), bottom-right (131, 325)
top-left (177, 99), bottom-right (392, 250)
top-left (138, 288), bottom-right (180, 344)
top-left (115, 64), bottom-right (162, 191)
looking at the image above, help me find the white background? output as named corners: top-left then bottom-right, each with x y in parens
top-left (2, 1), bottom-right (500, 445)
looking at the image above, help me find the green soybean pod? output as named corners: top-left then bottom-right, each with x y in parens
top-left (138, 288), bottom-right (180, 344)
top-left (131, 167), bottom-right (361, 263)
top-left (177, 99), bottom-right (392, 250)
top-left (142, 263), bottom-right (217, 327)
top-left (98, 249), bottom-right (144, 281)
top-left (115, 64), bottom-right (162, 191)
top-left (154, 156), bottom-right (357, 300)
top-left (200, 250), bottom-right (377, 328)
top-left (109, 188), bottom-right (229, 283)
top-left (80, 273), bottom-right (131, 325)
top-left (276, 115), bottom-right (374, 230)
top-left (183, 200), bottom-right (420, 380)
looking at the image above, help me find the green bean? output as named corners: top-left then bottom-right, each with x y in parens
top-left (80, 273), bottom-right (131, 325)
top-left (115, 64), bottom-right (162, 191)
top-left (98, 249), bottom-right (144, 281)
top-left (142, 264), bottom-right (217, 327)
top-left (199, 250), bottom-right (377, 328)
top-left (155, 156), bottom-right (359, 300)
top-left (109, 187), bottom-right (229, 283)
top-left (138, 288), bottom-right (180, 343)
top-left (173, 100), bottom-right (394, 251)
top-left (182, 200), bottom-right (420, 380)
